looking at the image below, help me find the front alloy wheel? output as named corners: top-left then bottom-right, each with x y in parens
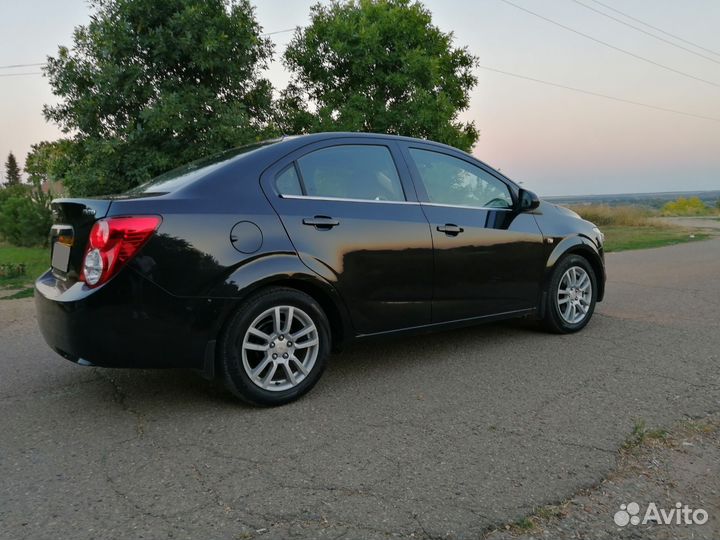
top-left (542, 254), bottom-right (597, 333)
top-left (556, 266), bottom-right (593, 324)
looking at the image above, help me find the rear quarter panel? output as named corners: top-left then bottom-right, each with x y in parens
top-left (108, 162), bottom-right (297, 298)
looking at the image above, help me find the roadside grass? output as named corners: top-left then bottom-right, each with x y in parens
top-left (565, 204), bottom-right (711, 252)
top-left (566, 204), bottom-right (656, 227)
top-left (504, 504), bottom-right (568, 536)
top-left (0, 244), bottom-right (48, 290)
top-left (602, 226), bottom-right (708, 252)
top-left (1, 287), bottom-right (35, 300)
top-left (622, 419), bottom-right (668, 450)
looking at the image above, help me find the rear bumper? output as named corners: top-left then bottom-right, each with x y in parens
top-left (35, 268), bottom-right (223, 370)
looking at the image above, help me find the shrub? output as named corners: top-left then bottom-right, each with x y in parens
top-left (661, 196), bottom-right (710, 216)
top-left (0, 185), bottom-right (53, 247)
top-left (566, 204), bottom-right (655, 227)
top-left (0, 263), bottom-right (26, 279)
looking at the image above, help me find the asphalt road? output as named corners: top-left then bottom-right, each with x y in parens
top-left (659, 216), bottom-right (720, 231)
top-left (2, 238), bottom-right (719, 540)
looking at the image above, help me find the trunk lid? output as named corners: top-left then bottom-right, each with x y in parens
top-left (49, 198), bottom-right (112, 281)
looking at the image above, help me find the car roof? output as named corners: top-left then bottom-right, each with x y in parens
top-left (255, 132), bottom-right (515, 187)
top-left (272, 131), bottom-right (465, 154)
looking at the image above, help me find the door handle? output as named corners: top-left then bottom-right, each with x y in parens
top-left (303, 216), bottom-right (340, 229)
top-left (437, 224), bottom-right (464, 236)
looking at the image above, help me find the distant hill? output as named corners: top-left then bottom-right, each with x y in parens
top-left (545, 190), bottom-right (720, 209)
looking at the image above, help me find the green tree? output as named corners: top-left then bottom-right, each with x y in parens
top-left (278, 0), bottom-right (479, 151)
top-left (24, 140), bottom-right (73, 194)
top-left (4, 152), bottom-right (21, 186)
top-left (44, 0), bottom-right (276, 196)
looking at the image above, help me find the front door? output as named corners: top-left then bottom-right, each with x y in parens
top-left (262, 139), bottom-right (433, 335)
top-left (402, 145), bottom-right (546, 322)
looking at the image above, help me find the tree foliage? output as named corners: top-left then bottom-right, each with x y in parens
top-left (278, 0), bottom-right (479, 151)
top-left (44, 0), bottom-right (276, 196)
top-left (4, 152), bottom-right (21, 186)
top-left (25, 140), bottom-right (74, 191)
top-left (0, 144), bottom-right (57, 247)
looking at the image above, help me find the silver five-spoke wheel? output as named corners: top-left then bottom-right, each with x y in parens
top-left (556, 266), bottom-right (592, 324)
top-left (241, 305), bottom-right (319, 392)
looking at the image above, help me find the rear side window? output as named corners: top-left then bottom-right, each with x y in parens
top-left (296, 145), bottom-right (405, 202)
top-left (408, 148), bottom-right (513, 209)
top-left (275, 164), bottom-right (303, 196)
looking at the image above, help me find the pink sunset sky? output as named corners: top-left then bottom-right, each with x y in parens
top-left (1, 0), bottom-right (718, 196)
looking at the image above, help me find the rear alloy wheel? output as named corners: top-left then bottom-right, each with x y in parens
top-left (542, 254), bottom-right (597, 333)
top-left (242, 305), bottom-right (320, 392)
top-left (220, 288), bottom-right (330, 406)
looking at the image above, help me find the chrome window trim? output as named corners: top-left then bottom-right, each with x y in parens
top-left (277, 194), bottom-right (516, 211)
top-left (278, 194), bottom-right (419, 205)
top-left (421, 202), bottom-right (514, 212)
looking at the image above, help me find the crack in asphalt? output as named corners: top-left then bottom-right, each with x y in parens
top-left (0, 376), bottom-right (99, 403)
top-left (191, 462), bottom-right (235, 515)
top-left (489, 425), bottom-right (617, 455)
top-left (611, 361), bottom-right (720, 392)
top-left (93, 370), bottom-right (146, 437)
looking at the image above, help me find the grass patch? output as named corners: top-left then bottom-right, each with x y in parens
top-left (1, 287), bottom-right (34, 300)
top-left (534, 504), bottom-right (566, 521)
top-left (682, 420), bottom-right (717, 434)
top-left (603, 226), bottom-right (708, 252)
top-left (501, 504), bottom-right (567, 536)
top-left (622, 419), bottom-right (668, 450)
top-left (509, 517), bottom-right (536, 533)
top-left (0, 245), bottom-right (48, 289)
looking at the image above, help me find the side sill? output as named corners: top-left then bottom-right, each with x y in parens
top-left (354, 308), bottom-right (537, 340)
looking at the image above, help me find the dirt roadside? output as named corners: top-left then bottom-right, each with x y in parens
top-left (485, 415), bottom-right (720, 539)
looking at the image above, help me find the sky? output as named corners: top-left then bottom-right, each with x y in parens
top-left (0, 0), bottom-right (718, 196)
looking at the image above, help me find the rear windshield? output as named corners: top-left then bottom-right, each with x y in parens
top-left (125, 140), bottom-right (279, 195)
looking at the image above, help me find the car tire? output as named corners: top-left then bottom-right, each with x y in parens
top-left (219, 287), bottom-right (331, 406)
top-left (542, 254), bottom-right (597, 334)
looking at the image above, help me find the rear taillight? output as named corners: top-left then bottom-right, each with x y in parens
top-left (80, 216), bottom-right (161, 287)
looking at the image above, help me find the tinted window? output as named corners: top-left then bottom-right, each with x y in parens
top-left (409, 149), bottom-right (513, 209)
top-left (297, 145), bottom-right (405, 202)
top-left (276, 164), bottom-right (302, 196)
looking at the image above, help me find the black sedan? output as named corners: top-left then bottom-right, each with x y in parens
top-left (35, 132), bottom-right (606, 406)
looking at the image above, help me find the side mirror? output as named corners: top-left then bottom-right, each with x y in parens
top-left (518, 189), bottom-right (540, 211)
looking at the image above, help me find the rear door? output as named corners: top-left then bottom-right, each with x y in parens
top-left (260, 138), bottom-right (433, 335)
top-left (400, 144), bottom-right (546, 322)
